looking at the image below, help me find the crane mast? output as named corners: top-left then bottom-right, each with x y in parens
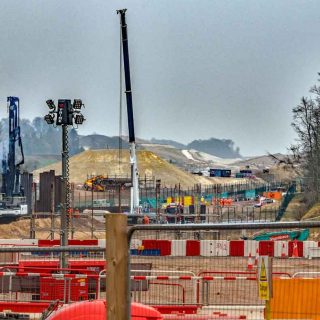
top-left (117, 9), bottom-right (140, 214)
top-left (1, 97), bottom-right (24, 198)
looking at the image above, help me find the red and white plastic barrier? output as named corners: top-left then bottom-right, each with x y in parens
top-left (0, 239), bottom-right (319, 258)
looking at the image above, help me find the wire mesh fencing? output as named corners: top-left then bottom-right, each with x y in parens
top-left (0, 222), bottom-right (318, 319)
top-left (128, 224), bottom-right (320, 319)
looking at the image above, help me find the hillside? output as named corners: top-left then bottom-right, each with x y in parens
top-left (0, 116), bottom-right (242, 159)
top-left (302, 202), bottom-right (320, 221)
top-left (33, 149), bottom-right (233, 187)
top-left (232, 153), bottom-right (285, 170)
top-left (140, 143), bottom-right (242, 170)
top-left (79, 134), bottom-right (129, 150)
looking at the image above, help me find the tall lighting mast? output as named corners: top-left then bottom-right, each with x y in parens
top-left (117, 9), bottom-right (140, 214)
top-left (44, 99), bottom-right (85, 268)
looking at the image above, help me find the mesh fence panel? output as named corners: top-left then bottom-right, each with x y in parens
top-left (0, 223), bottom-right (318, 319)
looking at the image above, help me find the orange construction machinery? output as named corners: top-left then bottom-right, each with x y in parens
top-left (83, 175), bottom-right (106, 192)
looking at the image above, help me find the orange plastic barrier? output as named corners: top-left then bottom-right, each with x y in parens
top-left (263, 191), bottom-right (282, 200)
top-left (219, 198), bottom-right (233, 206)
top-left (270, 278), bottom-right (320, 319)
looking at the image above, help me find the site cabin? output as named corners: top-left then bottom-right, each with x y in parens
top-left (236, 169), bottom-right (253, 178)
top-left (165, 203), bottom-right (184, 223)
top-left (209, 169), bottom-right (231, 177)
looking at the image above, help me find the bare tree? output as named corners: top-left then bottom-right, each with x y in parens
top-left (291, 73), bottom-right (320, 203)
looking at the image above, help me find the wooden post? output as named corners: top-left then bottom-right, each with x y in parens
top-left (106, 213), bottom-right (129, 320)
top-left (91, 187), bottom-right (94, 239)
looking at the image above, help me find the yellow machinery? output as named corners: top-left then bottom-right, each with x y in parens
top-left (83, 175), bottom-right (106, 192)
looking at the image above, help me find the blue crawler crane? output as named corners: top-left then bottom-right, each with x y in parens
top-left (0, 97), bottom-right (27, 221)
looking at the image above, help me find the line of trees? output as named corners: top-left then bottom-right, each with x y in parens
top-left (0, 117), bottom-right (82, 156)
top-left (291, 73), bottom-right (320, 204)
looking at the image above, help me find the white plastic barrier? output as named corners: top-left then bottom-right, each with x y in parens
top-left (215, 240), bottom-right (229, 256)
top-left (171, 240), bottom-right (187, 256)
top-left (244, 240), bottom-right (259, 257)
top-left (130, 239), bottom-right (142, 249)
top-left (307, 247), bottom-right (320, 258)
top-left (200, 240), bottom-right (229, 256)
top-left (0, 239), bottom-right (38, 246)
top-left (98, 239), bottom-right (106, 247)
top-left (200, 240), bottom-right (214, 257)
top-left (303, 241), bottom-right (318, 258)
top-left (274, 241), bottom-right (288, 257)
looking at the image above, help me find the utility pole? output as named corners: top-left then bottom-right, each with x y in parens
top-left (44, 99), bottom-right (85, 269)
top-left (156, 179), bottom-right (161, 223)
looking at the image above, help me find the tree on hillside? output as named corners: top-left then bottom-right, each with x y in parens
top-left (291, 73), bottom-right (320, 203)
top-left (69, 128), bottom-right (83, 155)
top-left (187, 138), bottom-right (241, 158)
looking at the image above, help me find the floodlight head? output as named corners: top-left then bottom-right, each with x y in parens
top-left (74, 114), bottom-right (85, 125)
top-left (46, 99), bottom-right (56, 110)
top-left (44, 114), bottom-right (54, 124)
top-left (73, 99), bottom-right (82, 109)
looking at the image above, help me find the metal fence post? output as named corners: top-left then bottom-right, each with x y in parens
top-left (106, 213), bottom-right (129, 320)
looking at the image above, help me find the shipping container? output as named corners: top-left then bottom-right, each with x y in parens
top-left (235, 173), bottom-right (244, 178)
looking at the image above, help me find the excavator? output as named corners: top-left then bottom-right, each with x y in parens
top-left (83, 176), bottom-right (132, 192)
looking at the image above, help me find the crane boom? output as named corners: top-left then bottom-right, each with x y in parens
top-left (117, 9), bottom-right (140, 214)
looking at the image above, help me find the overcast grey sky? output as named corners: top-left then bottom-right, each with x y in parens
top-left (0, 0), bottom-right (319, 156)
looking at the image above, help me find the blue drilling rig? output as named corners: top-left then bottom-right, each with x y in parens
top-left (0, 97), bottom-right (27, 220)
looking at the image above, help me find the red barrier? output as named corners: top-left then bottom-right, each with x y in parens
top-left (38, 239), bottom-right (60, 247)
top-left (158, 240), bottom-right (171, 256)
top-left (142, 240), bottom-right (171, 256)
top-left (68, 239), bottom-right (98, 246)
top-left (0, 301), bottom-right (51, 313)
top-left (18, 260), bottom-right (105, 274)
top-left (229, 240), bottom-right (244, 256)
top-left (19, 261), bottom-right (59, 273)
top-left (288, 241), bottom-right (303, 257)
top-left (39, 239), bottom-right (99, 247)
top-left (142, 240), bottom-right (159, 249)
top-left (153, 305), bottom-right (198, 315)
top-left (69, 260), bottom-right (105, 271)
top-left (186, 240), bottom-right (200, 256)
top-left (259, 241), bottom-right (274, 256)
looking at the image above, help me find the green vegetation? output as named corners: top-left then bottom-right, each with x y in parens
top-left (281, 194), bottom-right (308, 221)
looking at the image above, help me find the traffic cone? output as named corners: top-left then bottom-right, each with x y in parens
top-left (292, 240), bottom-right (299, 258)
top-left (254, 248), bottom-right (259, 265)
top-left (281, 243), bottom-right (287, 258)
top-left (247, 253), bottom-right (253, 270)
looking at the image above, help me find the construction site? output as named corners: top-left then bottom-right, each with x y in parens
top-left (0, 4), bottom-right (319, 320)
